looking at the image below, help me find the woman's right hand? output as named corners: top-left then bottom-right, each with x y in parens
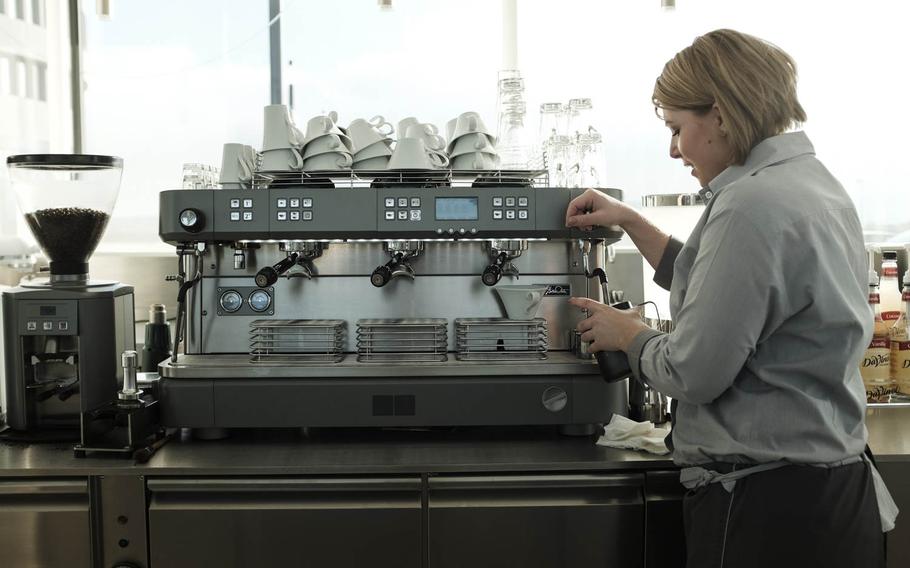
top-left (565, 188), bottom-right (634, 230)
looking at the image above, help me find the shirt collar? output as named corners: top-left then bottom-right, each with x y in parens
top-left (698, 131), bottom-right (816, 203)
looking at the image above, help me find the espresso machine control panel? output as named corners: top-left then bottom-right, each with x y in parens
top-left (17, 300), bottom-right (78, 336)
top-left (160, 187), bottom-right (621, 242)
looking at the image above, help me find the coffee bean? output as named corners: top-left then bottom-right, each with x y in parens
top-left (25, 207), bottom-right (110, 264)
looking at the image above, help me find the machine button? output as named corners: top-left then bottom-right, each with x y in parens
top-left (398, 210), bottom-right (408, 220)
top-left (459, 228), bottom-right (466, 234)
top-left (230, 211), bottom-right (241, 221)
top-left (506, 210), bottom-right (516, 220)
top-left (242, 198), bottom-right (253, 208)
top-left (518, 196), bottom-right (529, 207)
top-left (470, 228), bottom-right (478, 234)
top-left (302, 198), bottom-right (313, 208)
top-left (436, 228), bottom-right (444, 234)
top-left (302, 211), bottom-right (313, 221)
top-left (290, 198), bottom-right (300, 208)
top-left (410, 209), bottom-right (421, 221)
top-left (410, 197), bottom-right (421, 207)
top-left (397, 197), bottom-right (408, 208)
top-left (385, 211), bottom-right (395, 220)
top-left (542, 386), bottom-right (568, 413)
top-left (493, 210), bottom-right (503, 220)
top-left (493, 197), bottom-right (503, 207)
top-left (27, 321), bottom-right (37, 331)
top-left (290, 211), bottom-right (300, 221)
top-left (505, 197), bottom-right (516, 207)
top-left (277, 198), bottom-right (287, 208)
top-left (243, 211), bottom-right (253, 221)
top-left (230, 198), bottom-right (240, 208)
top-left (58, 321), bottom-right (69, 331)
top-left (42, 321), bottom-right (53, 331)
top-left (385, 197), bottom-right (395, 208)
top-left (447, 228), bottom-right (456, 234)
top-left (518, 209), bottom-right (528, 220)
top-left (277, 211), bottom-right (287, 221)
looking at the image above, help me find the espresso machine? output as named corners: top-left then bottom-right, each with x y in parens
top-left (157, 170), bottom-right (639, 434)
top-left (2, 155), bottom-right (159, 454)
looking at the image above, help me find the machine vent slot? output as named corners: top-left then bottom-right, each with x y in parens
top-left (249, 319), bottom-right (346, 364)
top-left (356, 318), bottom-right (448, 363)
top-left (454, 318), bottom-right (548, 362)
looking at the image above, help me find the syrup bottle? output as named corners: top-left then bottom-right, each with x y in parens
top-left (891, 270), bottom-right (910, 396)
top-left (860, 264), bottom-right (891, 402)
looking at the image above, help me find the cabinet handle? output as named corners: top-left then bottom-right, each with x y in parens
top-left (0, 479), bottom-right (88, 495)
top-left (429, 473), bottom-right (643, 490)
top-left (147, 477), bottom-right (421, 493)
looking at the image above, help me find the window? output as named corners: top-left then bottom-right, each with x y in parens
top-left (14, 0), bottom-right (23, 20)
top-left (35, 60), bottom-right (45, 101)
top-left (0, 0), bottom-right (6, 16)
top-left (31, 0), bottom-right (40, 25)
top-left (0, 55), bottom-right (9, 95)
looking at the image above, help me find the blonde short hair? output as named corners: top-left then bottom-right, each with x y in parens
top-left (652, 29), bottom-right (807, 165)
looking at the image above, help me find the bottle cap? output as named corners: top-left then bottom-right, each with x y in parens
top-left (869, 266), bottom-right (880, 286)
top-left (884, 251), bottom-right (897, 260)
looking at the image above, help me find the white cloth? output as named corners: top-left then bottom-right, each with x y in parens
top-left (596, 415), bottom-right (670, 455)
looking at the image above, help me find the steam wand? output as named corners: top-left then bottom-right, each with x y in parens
top-left (168, 243), bottom-right (204, 365)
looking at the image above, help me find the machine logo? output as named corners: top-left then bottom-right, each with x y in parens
top-left (541, 284), bottom-right (571, 297)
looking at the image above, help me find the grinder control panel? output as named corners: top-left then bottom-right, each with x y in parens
top-left (18, 300), bottom-right (78, 335)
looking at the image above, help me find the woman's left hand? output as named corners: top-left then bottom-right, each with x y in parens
top-left (568, 297), bottom-right (650, 352)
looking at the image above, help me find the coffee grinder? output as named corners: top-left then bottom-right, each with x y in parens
top-left (2, 155), bottom-right (161, 455)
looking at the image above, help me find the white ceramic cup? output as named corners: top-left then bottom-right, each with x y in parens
top-left (352, 156), bottom-right (391, 170)
top-left (260, 147), bottom-right (303, 171)
top-left (445, 117), bottom-right (458, 143)
top-left (427, 149), bottom-right (450, 169)
top-left (347, 119), bottom-right (392, 153)
top-left (262, 104), bottom-right (303, 151)
top-left (451, 151), bottom-right (500, 170)
top-left (447, 111), bottom-right (495, 151)
top-left (302, 133), bottom-right (353, 159)
top-left (397, 116), bottom-right (420, 141)
top-left (494, 285), bottom-right (547, 319)
top-left (219, 143), bottom-right (255, 184)
top-left (449, 132), bottom-right (497, 157)
top-left (353, 139), bottom-right (394, 161)
top-left (302, 114), bottom-right (345, 145)
top-left (405, 124), bottom-right (445, 151)
top-left (388, 138), bottom-right (447, 170)
top-left (302, 151), bottom-right (353, 171)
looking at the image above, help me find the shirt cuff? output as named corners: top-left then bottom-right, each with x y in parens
top-left (627, 328), bottom-right (665, 381)
top-left (653, 237), bottom-right (684, 291)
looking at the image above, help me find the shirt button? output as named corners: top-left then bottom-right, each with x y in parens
top-left (704, 190), bottom-right (714, 199)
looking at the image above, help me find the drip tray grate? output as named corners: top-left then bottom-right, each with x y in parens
top-left (249, 319), bottom-right (346, 364)
top-left (455, 318), bottom-right (548, 362)
top-left (356, 318), bottom-right (448, 363)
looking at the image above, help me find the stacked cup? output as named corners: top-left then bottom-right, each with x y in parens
top-left (388, 117), bottom-right (449, 170)
top-left (219, 143), bottom-right (258, 189)
top-left (349, 116), bottom-right (395, 170)
top-left (260, 104), bottom-right (304, 172)
top-left (298, 112), bottom-right (354, 171)
top-left (446, 111), bottom-right (501, 170)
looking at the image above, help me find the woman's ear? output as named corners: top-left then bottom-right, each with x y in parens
top-left (712, 104), bottom-right (727, 137)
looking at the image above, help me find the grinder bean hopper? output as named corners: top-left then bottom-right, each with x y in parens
top-left (2, 155), bottom-right (162, 456)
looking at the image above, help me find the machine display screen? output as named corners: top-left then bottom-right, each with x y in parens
top-left (40, 306), bottom-right (56, 316)
top-left (435, 197), bottom-right (478, 221)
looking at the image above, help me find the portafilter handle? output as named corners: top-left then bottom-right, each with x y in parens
top-left (255, 252), bottom-right (300, 288)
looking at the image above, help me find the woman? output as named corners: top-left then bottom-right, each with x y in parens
top-left (566, 29), bottom-right (896, 567)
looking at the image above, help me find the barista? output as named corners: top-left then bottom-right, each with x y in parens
top-left (566, 29), bottom-right (895, 567)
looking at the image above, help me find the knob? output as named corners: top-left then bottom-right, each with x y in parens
top-left (542, 386), bottom-right (567, 413)
top-left (481, 264), bottom-right (502, 287)
top-left (255, 266), bottom-right (279, 288)
top-left (371, 265), bottom-right (392, 287)
top-left (178, 208), bottom-right (205, 233)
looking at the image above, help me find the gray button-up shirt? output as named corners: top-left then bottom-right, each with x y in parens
top-left (627, 131), bottom-right (871, 466)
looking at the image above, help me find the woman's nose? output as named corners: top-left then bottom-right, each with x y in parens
top-left (670, 139), bottom-right (681, 160)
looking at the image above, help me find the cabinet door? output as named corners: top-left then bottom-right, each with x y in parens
top-left (0, 478), bottom-right (92, 568)
top-left (428, 473), bottom-right (644, 568)
top-left (644, 470), bottom-right (686, 568)
top-left (148, 477), bottom-right (422, 568)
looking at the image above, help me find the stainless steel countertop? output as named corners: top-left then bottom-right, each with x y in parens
top-left (1, 407), bottom-right (908, 477)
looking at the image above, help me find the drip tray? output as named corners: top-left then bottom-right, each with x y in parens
top-left (249, 319), bottom-right (346, 364)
